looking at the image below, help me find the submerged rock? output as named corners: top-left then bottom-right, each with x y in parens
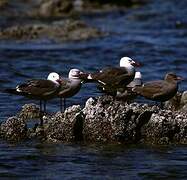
top-left (39, 0), bottom-right (74, 17)
top-left (0, 19), bottom-right (105, 42)
top-left (0, 0), bottom-right (147, 18)
top-left (0, 95), bottom-right (187, 144)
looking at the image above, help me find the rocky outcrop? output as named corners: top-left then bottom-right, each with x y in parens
top-left (0, 0), bottom-right (147, 42)
top-left (44, 105), bottom-right (84, 142)
top-left (164, 91), bottom-right (187, 112)
top-left (0, 19), bottom-right (105, 42)
top-left (39, 0), bottom-right (74, 17)
top-left (82, 96), bottom-right (153, 143)
top-left (0, 116), bottom-right (27, 142)
top-left (18, 103), bottom-right (40, 120)
top-left (0, 0), bottom-right (147, 18)
top-left (0, 95), bottom-right (187, 144)
top-left (142, 110), bottom-right (187, 144)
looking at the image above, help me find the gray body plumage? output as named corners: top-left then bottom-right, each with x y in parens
top-left (133, 72), bottom-right (182, 102)
top-left (58, 78), bottom-right (82, 98)
top-left (58, 68), bottom-right (85, 112)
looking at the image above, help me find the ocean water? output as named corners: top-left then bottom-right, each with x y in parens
top-left (0, 0), bottom-right (187, 179)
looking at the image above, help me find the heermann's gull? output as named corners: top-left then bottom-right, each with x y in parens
top-left (5, 72), bottom-right (61, 125)
top-left (58, 69), bottom-right (85, 112)
top-left (132, 72), bottom-right (183, 105)
top-left (116, 71), bottom-right (143, 102)
top-left (87, 57), bottom-right (141, 95)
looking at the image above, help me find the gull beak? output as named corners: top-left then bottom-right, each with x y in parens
top-left (57, 77), bottom-right (64, 83)
top-left (78, 72), bottom-right (89, 79)
top-left (131, 61), bottom-right (142, 67)
top-left (176, 76), bottom-right (184, 81)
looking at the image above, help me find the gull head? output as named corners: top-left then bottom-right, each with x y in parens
top-left (47, 72), bottom-right (60, 83)
top-left (120, 57), bottom-right (141, 68)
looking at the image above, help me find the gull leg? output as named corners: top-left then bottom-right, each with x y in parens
top-left (39, 100), bottom-right (42, 112)
top-left (40, 100), bottom-right (46, 126)
top-left (64, 98), bottom-right (66, 111)
top-left (43, 100), bottom-right (47, 114)
top-left (39, 100), bottom-right (43, 126)
top-left (60, 97), bottom-right (63, 113)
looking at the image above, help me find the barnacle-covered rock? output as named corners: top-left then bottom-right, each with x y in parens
top-left (1, 94), bottom-right (187, 144)
top-left (0, 116), bottom-right (27, 141)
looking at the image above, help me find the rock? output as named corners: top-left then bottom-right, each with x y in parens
top-left (0, 0), bottom-right (148, 19)
top-left (141, 110), bottom-right (187, 144)
top-left (39, 0), bottom-right (73, 17)
top-left (0, 19), bottom-right (105, 42)
top-left (73, 0), bottom-right (84, 11)
top-left (18, 103), bottom-right (41, 121)
top-left (0, 0), bottom-right (8, 8)
top-left (179, 91), bottom-right (187, 112)
top-left (0, 116), bottom-right (27, 141)
top-left (44, 105), bottom-right (84, 142)
top-left (181, 91), bottom-right (187, 106)
top-left (1, 94), bottom-right (187, 144)
top-left (164, 92), bottom-right (182, 110)
top-left (82, 96), bottom-right (153, 143)
top-left (165, 91), bottom-right (187, 112)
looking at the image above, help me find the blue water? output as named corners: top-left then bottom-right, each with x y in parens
top-left (0, 0), bottom-right (187, 179)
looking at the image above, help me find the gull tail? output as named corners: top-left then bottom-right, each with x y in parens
top-left (4, 88), bottom-right (24, 95)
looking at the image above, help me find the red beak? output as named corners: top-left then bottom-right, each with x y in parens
top-left (78, 72), bottom-right (89, 79)
top-left (57, 77), bottom-right (64, 83)
top-left (176, 76), bottom-right (184, 81)
top-left (132, 61), bottom-right (142, 67)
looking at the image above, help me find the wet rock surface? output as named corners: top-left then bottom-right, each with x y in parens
top-left (0, 94), bottom-right (187, 144)
top-left (0, 0), bottom-right (147, 18)
top-left (44, 105), bottom-right (84, 142)
top-left (0, 116), bottom-right (27, 142)
top-left (0, 19), bottom-right (105, 42)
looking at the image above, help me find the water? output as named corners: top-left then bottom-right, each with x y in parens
top-left (0, 142), bottom-right (187, 179)
top-left (0, 0), bottom-right (187, 179)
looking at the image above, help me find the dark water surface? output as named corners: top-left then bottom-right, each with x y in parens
top-left (0, 0), bottom-right (187, 179)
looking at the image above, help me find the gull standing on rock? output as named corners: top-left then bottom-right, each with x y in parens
top-left (58, 68), bottom-right (86, 112)
top-left (5, 72), bottom-right (61, 125)
top-left (132, 72), bottom-right (183, 106)
top-left (87, 57), bottom-right (141, 95)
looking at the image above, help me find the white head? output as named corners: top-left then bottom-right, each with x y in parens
top-left (120, 57), bottom-right (140, 68)
top-left (134, 72), bottom-right (142, 79)
top-left (68, 68), bottom-right (82, 79)
top-left (47, 72), bottom-right (60, 83)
